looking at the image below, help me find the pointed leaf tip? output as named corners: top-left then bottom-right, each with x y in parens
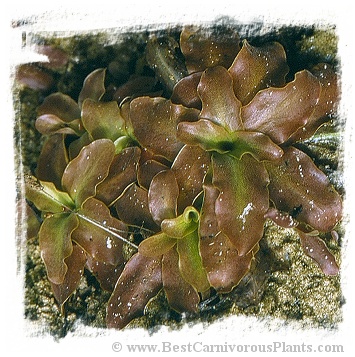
top-left (298, 229), bottom-right (339, 275)
top-left (242, 70), bottom-right (321, 144)
top-left (106, 253), bottom-right (162, 329)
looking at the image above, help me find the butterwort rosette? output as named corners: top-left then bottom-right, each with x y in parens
top-left (176, 33), bottom-right (342, 276)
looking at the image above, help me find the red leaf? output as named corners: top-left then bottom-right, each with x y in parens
top-left (264, 207), bottom-right (298, 229)
top-left (62, 139), bottom-right (115, 207)
top-left (95, 147), bottom-right (141, 206)
top-left (148, 170), bottom-right (179, 226)
top-left (180, 26), bottom-right (240, 73)
top-left (172, 145), bottom-right (210, 213)
top-left (162, 248), bottom-right (199, 313)
top-left (171, 72), bottom-right (202, 109)
top-left (51, 244), bottom-right (87, 305)
top-left (78, 68), bottom-right (106, 108)
top-left (298, 230), bottom-right (339, 275)
top-left (229, 40), bottom-right (289, 105)
top-left (265, 146), bottom-right (342, 232)
top-left (37, 92), bottom-right (80, 121)
top-left (199, 177), bottom-right (255, 292)
top-left (212, 153), bottom-right (269, 255)
top-left (129, 97), bottom-right (199, 161)
top-left (242, 70), bottom-right (321, 144)
top-left (137, 159), bottom-right (169, 190)
top-left (86, 255), bottom-right (124, 292)
top-left (36, 134), bottom-right (69, 190)
top-left (197, 66), bottom-right (243, 132)
top-left (106, 253), bottom-right (162, 329)
top-left (114, 183), bottom-right (159, 232)
top-left (287, 63), bottom-right (339, 143)
top-left (72, 198), bottom-right (127, 266)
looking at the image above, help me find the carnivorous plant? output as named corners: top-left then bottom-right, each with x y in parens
top-left (23, 26), bottom-right (342, 330)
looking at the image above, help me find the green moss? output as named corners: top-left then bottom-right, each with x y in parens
top-left (298, 28), bottom-right (338, 64)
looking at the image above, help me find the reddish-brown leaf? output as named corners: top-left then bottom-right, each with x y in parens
top-left (78, 68), bottom-right (106, 108)
top-left (199, 173), bottom-right (219, 241)
top-left (129, 97), bottom-right (199, 161)
top-left (265, 146), bottom-right (342, 232)
top-left (229, 40), bottom-right (289, 105)
top-left (148, 170), bottom-right (179, 226)
top-left (36, 134), bottom-right (69, 190)
top-left (200, 232), bottom-right (255, 293)
top-left (171, 72), bottom-right (202, 109)
top-left (16, 64), bottom-right (54, 91)
top-left (51, 244), bottom-right (87, 305)
top-left (180, 26), bottom-right (240, 74)
top-left (241, 70), bottom-right (321, 144)
top-left (86, 255), bottom-right (124, 292)
top-left (298, 229), bottom-right (339, 275)
top-left (35, 114), bottom-right (80, 136)
top-left (198, 66), bottom-right (243, 132)
top-left (37, 92), bottom-right (81, 121)
top-left (95, 147), bottom-right (141, 206)
top-left (61, 139), bottom-right (115, 207)
top-left (172, 145), bottom-right (210, 213)
top-left (106, 253), bottom-right (162, 329)
top-left (137, 159), bottom-right (169, 190)
top-left (114, 183), bottom-right (159, 232)
top-left (229, 131), bottom-right (284, 161)
top-left (72, 198), bottom-right (127, 266)
top-left (162, 248), bottom-right (199, 313)
top-left (264, 207), bottom-right (298, 229)
top-left (287, 64), bottom-right (339, 143)
top-left (113, 76), bottom-right (157, 104)
top-left (199, 177), bottom-right (255, 292)
top-left (212, 153), bottom-right (269, 255)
